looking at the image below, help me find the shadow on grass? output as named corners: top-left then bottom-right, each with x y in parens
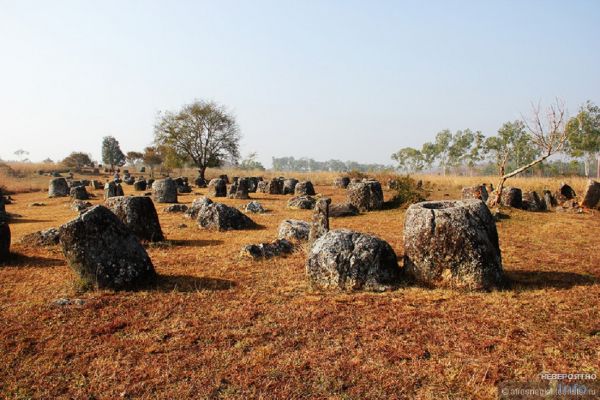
top-left (145, 274), bottom-right (236, 293)
top-left (0, 252), bottom-right (64, 267)
top-left (505, 270), bottom-right (599, 290)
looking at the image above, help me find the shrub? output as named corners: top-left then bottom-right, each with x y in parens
top-left (386, 175), bottom-right (428, 208)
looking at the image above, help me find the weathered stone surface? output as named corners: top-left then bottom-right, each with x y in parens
top-left (542, 190), bottom-right (557, 210)
top-left (278, 219), bottom-right (310, 241)
top-left (462, 185), bottom-right (489, 202)
top-left (295, 181), bottom-right (316, 196)
top-left (499, 187), bottom-right (522, 208)
top-left (333, 177), bottom-right (351, 189)
top-left (59, 205), bottom-right (156, 290)
top-left (68, 180), bottom-right (83, 189)
top-left (522, 191), bottom-right (546, 212)
top-left (71, 200), bottom-right (93, 212)
top-left (245, 201), bottom-right (265, 213)
top-left (133, 180), bottom-right (147, 191)
top-left (197, 202), bottom-right (257, 231)
top-left (246, 177), bottom-right (259, 193)
top-left (184, 197), bottom-right (213, 219)
top-left (287, 196), bottom-right (317, 210)
top-left (147, 178), bottom-right (155, 189)
top-left (240, 239), bottom-right (294, 259)
top-left (283, 179), bottom-right (299, 195)
top-left (219, 174), bottom-right (230, 184)
top-left (557, 183), bottom-right (576, 202)
top-left (48, 177), bottom-right (69, 198)
top-left (152, 178), bottom-right (178, 203)
top-left (20, 227), bottom-right (60, 246)
top-left (265, 178), bottom-right (284, 194)
top-left (207, 178), bottom-right (227, 197)
top-left (105, 196), bottom-right (164, 242)
top-left (194, 176), bottom-right (207, 188)
top-left (163, 204), bottom-right (189, 213)
top-left (104, 181), bottom-right (124, 199)
top-left (0, 222), bottom-right (11, 261)
top-left (91, 180), bottom-right (103, 190)
top-left (257, 180), bottom-right (269, 193)
top-left (70, 186), bottom-right (89, 200)
top-left (403, 200), bottom-right (504, 291)
top-left (309, 197), bottom-right (330, 242)
top-left (228, 178), bottom-right (250, 199)
top-left (347, 181), bottom-right (384, 211)
top-left (306, 229), bottom-right (400, 291)
top-left (329, 203), bottom-right (359, 217)
top-left (176, 177), bottom-right (192, 193)
top-left (581, 179), bottom-right (600, 209)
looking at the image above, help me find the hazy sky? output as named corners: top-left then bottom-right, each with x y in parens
top-left (1, 0), bottom-right (599, 167)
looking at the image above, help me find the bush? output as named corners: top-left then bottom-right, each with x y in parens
top-left (386, 175), bottom-right (428, 208)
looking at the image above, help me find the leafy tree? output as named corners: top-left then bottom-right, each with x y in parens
top-left (62, 152), bottom-right (93, 170)
top-left (240, 152), bottom-right (266, 171)
top-left (565, 101), bottom-right (600, 177)
top-left (391, 147), bottom-right (424, 173)
top-left (101, 136), bottom-right (126, 171)
top-left (154, 100), bottom-right (241, 180)
top-left (142, 146), bottom-right (163, 177)
top-left (42, 158), bottom-right (54, 164)
top-left (432, 130), bottom-right (453, 175)
top-left (125, 151), bottom-right (144, 166)
top-left (14, 149), bottom-right (29, 161)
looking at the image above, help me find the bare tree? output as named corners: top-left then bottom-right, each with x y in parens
top-left (490, 99), bottom-right (568, 206)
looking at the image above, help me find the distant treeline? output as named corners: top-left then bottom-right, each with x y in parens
top-left (271, 156), bottom-right (394, 172)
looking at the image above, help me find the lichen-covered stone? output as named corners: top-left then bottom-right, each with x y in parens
top-left (194, 176), bottom-right (207, 188)
top-left (522, 191), bottom-right (545, 212)
top-left (403, 200), bottom-right (504, 291)
top-left (228, 178), bottom-right (250, 199)
top-left (48, 177), bottom-right (69, 198)
top-left (104, 181), bottom-right (124, 199)
top-left (246, 177), bottom-right (259, 193)
top-left (207, 178), bottom-right (227, 197)
top-left (287, 196), bottom-right (316, 210)
top-left (70, 186), bottom-right (89, 200)
top-left (71, 200), bottom-right (93, 212)
top-left (295, 181), bottom-right (315, 196)
top-left (278, 219), bottom-right (310, 241)
top-left (542, 190), bottom-right (557, 210)
top-left (20, 227), bottom-right (60, 246)
top-left (0, 222), bottom-right (11, 261)
top-left (498, 187), bottom-right (522, 208)
top-left (184, 197), bottom-right (213, 219)
top-left (283, 179), bottom-right (299, 195)
top-left (557, 182), bottom-right (576, 203)
top-left (245, 201), bottom-right (265, 213)
top-left (58, 205), bottom-right (156, 290)
top-left (133, 180), bottom-right (147, 191)
top-left (461, 185), bottom-right (489, 202)
top-left (240, 239), bottom-right (294, 259)
top-left (309, 197), bottom-right (330, 242)
top-left (197, 202), bottom-right (257, 231)
top-left (163, 204), bottom-right (189, 213)
top-left (258, 178), bottom-right (283, 194)
top-left (105, 196), bottom-right (164, 242)
top-left (581, 180), bottom-right (600, 209)
top-left (347, 181), bottom-right (384, 211)
top-left (329, 203), bottom-right (359, 217)
top-left (306, 229), bottom-right (400, 291)
top-left (333, 177), bottom-right (351, 189)
top-left (152, 178), bottom-right (178, 203)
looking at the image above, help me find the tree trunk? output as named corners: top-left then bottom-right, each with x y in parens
top-left (584, 158), bottom-right (590, 177)
top-left (597, 155), bottom-right (600, 178)
top-left (199, 166), bottom-right (207, 181)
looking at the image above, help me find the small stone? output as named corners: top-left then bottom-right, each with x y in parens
top-left (294, 181), bottom-right (316, 196)
top-left (20, 228), bottom-right (60, 246)
top-left (287, 196), bottom-right (316, 210)
top-left (329, 203), bottom-right (359, 217)
top-left (197, 202), bottom-right (257, 231)
top-left (278, 219), bottom-right (310, 241)
top-left (245, 201), bottom-right (265, 213)
top-left (240, 239), bottom-right (294, 259)
top-left (163, 204), bottom-right (189, 213)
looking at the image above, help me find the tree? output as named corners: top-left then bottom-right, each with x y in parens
top-left (489, 100), bottom-right (569, 206)
top-left (565, 101), bottom-right (600, 177)
top-left (62, 152), bottom-right (93, 170)
top-left (142, 146), bottom-right (163, 177)
top-left (14, 149), bottom-right (29, 162)
top-left (154, 100), bottom-right (241, 180)
top-left (240, 152), bottom-right (266, 170)
top-left (101, 136), bottom-right (126, 171)
top-left (391, 147), bottom-right (424, 173)
top-left (125, 151), bottom-right (144, 166)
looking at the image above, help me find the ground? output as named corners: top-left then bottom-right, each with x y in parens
top-left (0, 172), bottom-right (598, 399)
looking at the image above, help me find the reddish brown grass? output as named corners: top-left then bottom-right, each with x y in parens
top-left (0, 173), bottom-right (598, 399)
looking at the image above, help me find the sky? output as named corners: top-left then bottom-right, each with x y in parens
top-left (1, 0), bottom-right (599, 168)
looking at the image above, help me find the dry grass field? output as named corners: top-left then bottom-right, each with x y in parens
top-left (0, 168), bottom-right (599, 399)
